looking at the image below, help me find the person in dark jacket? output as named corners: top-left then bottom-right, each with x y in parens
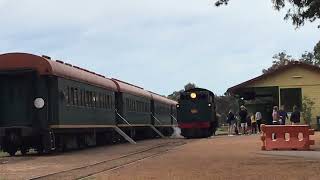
top-left (290, 105), bottom-right (301, 125)
top-left (239, 105), bottom-right (248, 135)
top-left (279, 105), bottom-right (288, 125)
top-left (227, 110), bottom-right (235, 136)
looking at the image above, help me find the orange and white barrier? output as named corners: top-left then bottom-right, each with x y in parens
top-left (260, 124), bottom-right (315, 151)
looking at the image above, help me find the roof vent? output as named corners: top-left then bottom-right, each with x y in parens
top-left (42, 55), bottom-right (51, 60)
top-left (112, 78), bottom-right (144, 89)
top-left (56, 60), bottom-right (64, 64)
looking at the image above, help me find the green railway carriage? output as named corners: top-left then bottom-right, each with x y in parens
top-left (0, 53), bottom-right (118, 155)
top-left (150, 92), bottom-right (177, 136)
top-left (112, 79), bottom-right (152, 126)
top-left (56, 78), bottom-right (116, 127)
top-left (177, 88), bottom-right (218, 138)
top-left (0, 52), bottom-right (178, 156)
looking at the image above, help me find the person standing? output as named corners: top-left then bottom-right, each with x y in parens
top-left (279, 105), bottom-right (288, 125)
top-left (227, 110), bottom-right (235, 136)
top-left (272, 106), bottom-right (280, 140)
top-left (234, 115), bottom-right (240, 135)
top-left (290, 105), bottom-right (301, 125)
top-left (272, 106), bottom-right (280, 125)
top-left (246, 114), bottom-right (252, 135)
top-left (255, 111), bottom-right (262, 133)
top-left (239, 106), bottom-right (248, 135)
top-left (251, 113), bottom-right (257, 134)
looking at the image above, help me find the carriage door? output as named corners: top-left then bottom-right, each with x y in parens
top-left (0, 70), bottom-right (34, 127)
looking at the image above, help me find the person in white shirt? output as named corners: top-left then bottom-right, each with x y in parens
top-left (255, 112), bottom-right (262, 133)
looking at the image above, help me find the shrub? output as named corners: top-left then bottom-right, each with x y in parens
top-left (302, 96), bottom-right (315, 125)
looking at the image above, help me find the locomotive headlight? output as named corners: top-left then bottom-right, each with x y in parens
top-left (34, 98), bottom-right (45, 109)
top-left (190, 92), bottom-right (197, 99)
top-left (208, 103), bottom-right (212, 107)
top-left (176, 104), bottom-right (180, 108)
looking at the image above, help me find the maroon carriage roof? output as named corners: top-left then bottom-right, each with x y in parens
top-left (149, 91), bottom-right (178, 105)
top-left (111, 78), bottom-right (152, 99)
top-left (0, 53), bottom-right (117, 91)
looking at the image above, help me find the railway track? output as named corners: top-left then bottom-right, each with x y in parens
top-left (29, 140), bottom-right (190, 180)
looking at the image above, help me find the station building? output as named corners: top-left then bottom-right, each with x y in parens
top-left (227, 61), bottom-right (320, 128)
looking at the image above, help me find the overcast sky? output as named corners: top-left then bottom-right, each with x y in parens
top-left (0, 0), bottom-right (319, 95)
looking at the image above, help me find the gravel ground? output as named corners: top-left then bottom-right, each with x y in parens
top-left (0, 139), bottom-right (188, 179)
top-left (90, 133), bottom-right (320, 180)
top-left (1, 133), bottom-right (320, 180)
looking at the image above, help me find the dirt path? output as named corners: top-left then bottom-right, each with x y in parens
top-left (90, 134), bottom-right (320, 180)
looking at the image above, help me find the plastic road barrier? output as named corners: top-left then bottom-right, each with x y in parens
top-left (261, 124), bottom-right (315, 151)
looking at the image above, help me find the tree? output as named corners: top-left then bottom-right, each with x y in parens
top-left (300, 51), bottom-right (315, 65)
top-left (263, 40), bottom-right (320, 74)
top-left (262, 51), bottom-right (294, 74)
top-left (314, 41), bottom-right (320, 61)
top-left (215, 0), bottom-right (320, 28)
top-left (302, 96), bottom-right (315, 125)
top-left (167, 90), bottom-right (183, 101)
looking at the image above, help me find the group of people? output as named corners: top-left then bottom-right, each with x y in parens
top-left (226, 105), bottom-right (301, 136)
top-left (272, 105), bottom-right (301, 125)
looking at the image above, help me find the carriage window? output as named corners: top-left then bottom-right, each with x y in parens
top-left (66, 87), bottom-right (70, 104)
top-left (82, 90), bottom-right (85, 107)
top-left (110, 96), bottom-right (113, 109)
top-left (103, 94), bottom-right (106, 109)
top-left (99, 93), bottom-right (102, 108)
top-left (106, 95), bottom-right (110, 109)
top-left (96, 92), bottom-right (98, 107)
top-left (95, 93), bottom-right (99, 108)
top-left (101, 94), bottom-right (104, 108)
top-left (99, 94), bottom-right (101, 108)
top-left (85, 91), bottom-right (88, 107)
top-left (102, 94), bottom-right (105, 108)
top-left (101, 94), bottom-right (106, 108)
top-left (99, 93), bottom-right (103, 108)
top-left (89, 92), bottom-right (93, 107)
top-left (110, 95), bottom-right (115, 109)
top-left (133, 101), bottom-right (136, 111)
top-left (126, 98), bottom-right (129, 110)
top-left (79, 90), bottom-right (82, 106)
top-left (139, 102), bottom-right (142, 112)
top-left (70, 87), bottom-right (75, 105)
top-left (138, 101), bottom-right (141, 112)
top-left (86, 91), bottom-right (90, 107)
top-left (74, 88), bottom-right (78, 106)
top-left (94, 92), bottom-right (97, 107)
top-left (136, 101), bottom-right (139, 112)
